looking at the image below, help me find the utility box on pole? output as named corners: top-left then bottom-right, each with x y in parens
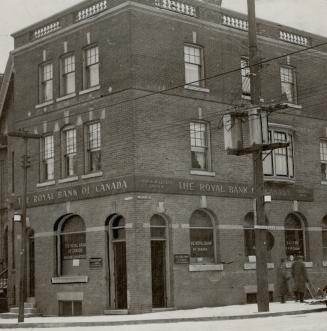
top-left (248, 108), bottom-right (269, 145)
top-left (223, 114), bottom-right (243, 151)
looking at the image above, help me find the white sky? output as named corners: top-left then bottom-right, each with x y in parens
top-left (0, 0), bottom-right (327, 72)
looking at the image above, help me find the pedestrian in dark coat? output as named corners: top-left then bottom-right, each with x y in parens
top-left (291, 255), bottom-right (308, 302)
top-left (277, 258), bottom-right (289, 303)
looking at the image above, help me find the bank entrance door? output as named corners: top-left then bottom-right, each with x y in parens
top-left (108, 214), bottom-right (127, 310)
top-left (150, 215), bottom-right (168, 308)
top-left (113, 241), bottom-right (127, 309)
top-left (28, 229), bottom-right (35, 298)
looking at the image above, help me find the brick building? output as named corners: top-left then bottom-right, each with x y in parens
top-left (0, 0), bottom-right (327, 316)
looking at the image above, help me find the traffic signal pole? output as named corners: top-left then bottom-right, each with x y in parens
top-left (247, 0), bottom-right (269, 312)
top-left (8, 131), bottom-right (41, 323)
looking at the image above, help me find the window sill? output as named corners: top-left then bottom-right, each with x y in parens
top-left (190, 170), bottom-right (216, 177)
top-left (285, 261), bottom-right (313, 268)
top-left (81, 171), bottom-right (103, 179)
top-left (51, 276), bottom-right (88, 284)
top-left (35, 100), bottom-right (54, 109)
top-left (189, 264), bottom-right (224, 272)
top-left (56, 93), bottom-right (76, 102)
top-left (321, 181), bottom-right (327, 185)
top-left (79, 85), bottom-right (100, 95)
top-left (244, 263), bottom-right (274, 270)
top-left (58, 176), bottom-right (79, 184)
top-left (184, 85), bottom-right (210, 93)
top-left (264, 177), bottom-right (295, 184)
top-left (242, 94), bottom-right (251, 100)
top-left (36, 180), bottom-right (56, 188)
top-left (322, 261), bottom-right (327, 267)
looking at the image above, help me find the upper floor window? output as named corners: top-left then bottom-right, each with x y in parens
top-left (189, 210), bottom-right (215, 264)
top-left (184, 45), bottom-right (204, 87)
top-left (63, 128), bottom-right (77, 177)
top-left (84, 46), bottom-right (99, 89)
top-left (280, 66), bottom-right (297, 103)
top-left (42, 135), bottom-right (54, 181)
top-left (320, 140), bottom-right (327, 181)
top-left (61, 55), bottom-right (75, 96)
top-left (190, 122), bottom-right (210, 171)
top-left (263, 128), bottom-right (294, 179)
top-left (39, 63), bottom-right (53, 103)
top-left (241, 57), bottom-right (251, 97)
top-left (86, 122), bottom-right (101, 172)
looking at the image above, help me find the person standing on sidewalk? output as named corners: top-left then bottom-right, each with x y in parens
top-left (277, 258), bottom-right (290, 303)
top-left (291, 255), bottom-right (308, 302)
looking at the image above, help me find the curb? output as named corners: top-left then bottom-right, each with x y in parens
top-left (0, 307), bottom-right (326, 329)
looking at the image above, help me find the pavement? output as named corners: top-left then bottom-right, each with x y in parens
top-left (0, 301), bottom-right (326, 329)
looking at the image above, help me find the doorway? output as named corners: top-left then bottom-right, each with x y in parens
top-left (150, 215), bottom-right (168, 308)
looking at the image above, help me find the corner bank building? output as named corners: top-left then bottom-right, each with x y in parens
top-left (1, 0), bottom-right (327, 316)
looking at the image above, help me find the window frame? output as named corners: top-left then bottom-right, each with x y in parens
top-left (189, 121), bottom-right (211, 172)
top-left (184, 44), bottom-right (205, 88)
top-left (60, 53), bottom-right (76, 96)
top-left (41, 134), bottom-right (55, 182)
top-left (55, 214), bottom-right (86, 277)
top-left (39, 62), bottom-right (54, 103)
top-left (85, 121), bottom-right (101, 173)
top-left (241, 56), bottom-right (251, 97)
top-left (263, 126), bottom-right (294, 179)
top-left (189, 210), bottom-right (216, 264)
top-left (320, 139), bottom-right (327, 182)
top-left (280, 65), bottom-right (297, 104)
top-left (83, 45), bottom-right (100, 89)
top-left (62, 126), bottom-right (77, 178)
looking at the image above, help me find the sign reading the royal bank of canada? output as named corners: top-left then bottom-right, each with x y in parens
top-left (14, 175), bottom-right (314, 208)
top-left (174, 254), bottom-right (190, 264)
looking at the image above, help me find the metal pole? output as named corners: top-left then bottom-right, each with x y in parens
top-left (18, 137), bottom-right (28, 322)
top-left (247, 0), bottom-right (269, 312)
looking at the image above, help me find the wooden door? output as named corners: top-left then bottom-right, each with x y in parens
top-left (151, 241), bottom-right (166, 308)
top-left (113, 242), bottom-right (127, 309)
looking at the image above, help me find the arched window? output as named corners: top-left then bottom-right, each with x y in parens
top-left (285, 214), bottom-right (305, 260)
top-left (322, 216), bottom-right (327, 260)
top-left (243, 212), bottom-right (274, 260)
top-left (244, 213), bottom-right (256, 257)
top-left (189, 210), bottom-right (215, 264)
top-left (55, 214), bottom-right (86, 276)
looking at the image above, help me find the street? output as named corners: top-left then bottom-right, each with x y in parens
top-left (1, 311), bottom-right (325, 331)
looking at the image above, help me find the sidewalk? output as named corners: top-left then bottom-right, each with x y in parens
top-left (0, 301), bottom-right (326, 329)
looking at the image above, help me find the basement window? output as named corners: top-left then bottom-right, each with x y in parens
top-left (59, 300), bottom-right (82, 316)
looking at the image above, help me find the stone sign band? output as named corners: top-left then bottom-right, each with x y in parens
top-left (14, 175), bottom-right (314, 208)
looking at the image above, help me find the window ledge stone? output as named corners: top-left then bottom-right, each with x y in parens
top-left (264, 177), bottom-right (295, 184)
top-left (322, 261), bottom-right (327, 267)
top-left (285, 261), bottom-right (313, 269)
top-left (190, 170), bottom-right (216, 177)
top-left (56, 93), bottom-right (76, 102)
top-left (189, 264), bottom-right (224, 272)
top-left (35, 100), bottom-right (54, 109)
top-left (81, 171), bottom-right (103, 179)
top-left (58, 176), bottom-right (79, 184)
top-left (282, 102), bottom-right (303, 110)
top-left (79, 85), bottom-right (100, 95)
top-left (321, 181), bottom-right (327, 185)
top-left (51, 276), bottom-right (88, 284)
top-left (184, 85), bottom-right (210, 93)
top-left (36, 180), bottom-right (56, 188)
top-left (244, 262), bottom-right (274, 270)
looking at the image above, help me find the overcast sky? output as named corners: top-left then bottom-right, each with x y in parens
top-left (1, 0), bottom-right (327, 72)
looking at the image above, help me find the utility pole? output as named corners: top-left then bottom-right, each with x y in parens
top-left (8, 131), bottom-right (41, 323)
top-left (247, 0), bottom-right (269, 312)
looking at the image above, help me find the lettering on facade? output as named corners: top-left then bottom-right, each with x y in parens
top-left (14, 175), bottom-right (314, 208)
top-left (174, 254), bottom-right (190, 264)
